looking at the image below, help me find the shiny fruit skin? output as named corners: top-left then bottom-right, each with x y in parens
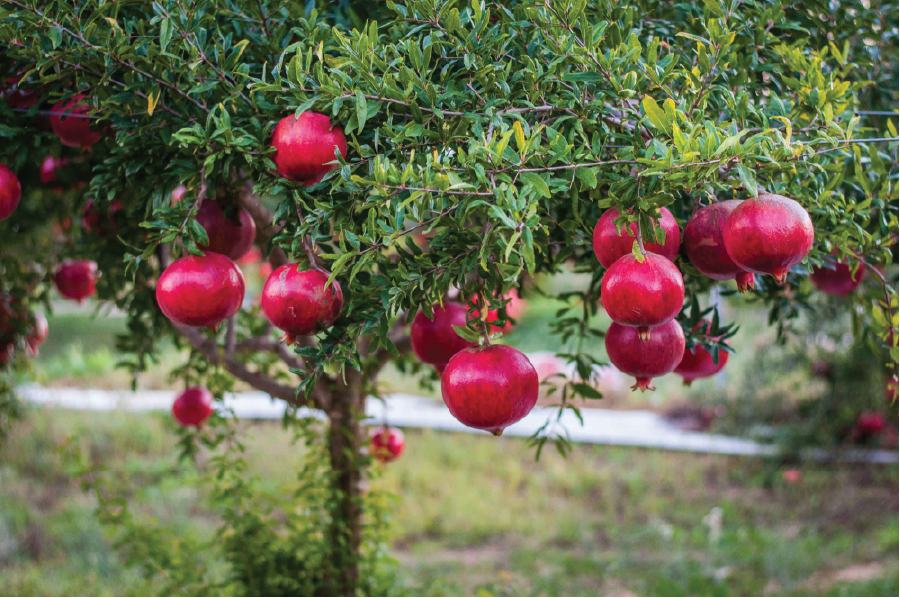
top-left (441, 344), bottom-right (539, 435)
top-left (723, 193), bottom-right (814, 284)
top-left (0, 163), bottom-right (21, 221)
top-left (25, 312), bottom-right (48, 356)
top-left (50, 95), bottom-right (101, 148)
top-left (410, 302), bottom-right (476, 365)
top-left (600, 252), bottom-right (685, 339)
top-left (683, 200), bottom-right (756, 292)
top-left (270, 113), bottom-right (348, 185)
top-left (592, 207), bottom-right (681, 268)
top-left (260, 266), bottom-right (343, 340)
top-left (195, 199), bottom-right (257, 260)
top-left (810, 260), bottom-right (865, 296)
top-left (54, 260), bottom-right (98, 302)
top-left (605, 320), bottom-right (685, 391)
top-left (157, 253), bottom-right (245, 328)
top-left (369, 426), bottom-right (405, 463)
top-left (674, 343), bottom-right (728, 385)
top-left (172, 387), bottom-right (215, 427)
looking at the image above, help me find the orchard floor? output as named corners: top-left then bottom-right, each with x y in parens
top-left (0, 407), bottom-right (897, 597)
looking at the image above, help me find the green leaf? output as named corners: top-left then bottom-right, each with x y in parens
top-left (641, 95), bottom-right (671, 135)
top-left (575, 167), bottom-right (597, 189)
top-left (714, 130), bottom-right (747, 155)
top-left (676, 32), bottom-right (712, 46)
top-left (49, 27), bottom-right (62, 48)
top-left (521, 172), bottom-right (550, 198)
top-left (701, 0), bottom-right (726, 18)
top-left (736, 164), bottom-right (758, 196)
top-left (159, 18), bottom-right (173, 53)
top-left (571, 382), bottom-right (603, 399)
top-left (452, 325), bottom-right (481, 343)
top-left (355, 90), bottom-right (368, 134)
top-left (562, 72), bottom-right (605, 83)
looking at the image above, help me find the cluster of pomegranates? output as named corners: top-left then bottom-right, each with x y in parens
top-left (596, 192), bottom-right (816, 391)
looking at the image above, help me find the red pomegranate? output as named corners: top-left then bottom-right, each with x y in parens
top-left (236, 247), bottom-right (263, 266)
top-left (674, 340), bottom-right (729, 385)
top-left (0, 163), bottom-right (21, 221)
top-left (592, 207), bottom-right (681, 268)
top-left (600, 252), bottom-right (684, 339)
top-left (683, 200), bottom-right (756, 292)
top-left (81, 198), bottom-right (123, 235)
top-left (855, 412), bottom-right (885, 437)
top-left (270, 112), bottom-right (348, 185)
top-left (434, 363), bottom-right (447, 376)
top-left (469, 289), bottom-right (527, 334)
top-left (810, 257), bottom-right (865, 296)
top-left (39, 155), bottom-right (69, 185)
top-left (605, 319), bottom-right (685, 391)
top-left (50, 95), bottom-right (102, 148)
top-left (172, 387), bottom-right (215, 427)
top-left (157, 253), bottom-right (245, 328)
top-left (25, 312), bottom-right (48, 356)
top-left (54, 260), bottom-right (98, 302)
top-left (195, 199), bottom-right (257, 260)
top-left (171, 184), bottom-right (187, 205)
top-left (260, 265), bottom-right (343, 342)
top-left (441, 344), bottom-right (539, 435)
top-left (369, 426), bottom-right (405, 463)
top-left (4, 74), bottom-right (43, 110)
top-left (723, 193), bottom-right (814, 284)
top-left (410, 302), bottom-right (476, 365)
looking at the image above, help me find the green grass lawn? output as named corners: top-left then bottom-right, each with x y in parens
top-left (0, 407), bottom-right (896, 596)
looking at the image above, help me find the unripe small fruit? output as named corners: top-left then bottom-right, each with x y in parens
top-left (369, 426), bottom-right (405, 463)
top-left (172, 387), bottom-right (215, 427)
top-left (592, 207), bottom-right (681, 268)
top-left (605, 320), bottom-right (685, 391)
top-left (195, 199), bottom-right (257, 260)
top-left (270, 112), bottom-right (348, 185)
top-left (0, 163), bottom-right (21, 221)
top-left (442, 344), bottom-right (539, 435)
top-left (54, 260), bottom-right (98, 302)
top-left (50, 95), bottom-right (102, 148)
top-left (723, 193), bottom-right (814, 284)
top-left (683, 200), bottom-right (755, 292)
top-left (261, 266), bottom-right (343, 342)
top-left (410, 302), bottom-right (476, 365)
top-left (157, 253), bottom-right (245, 328)
top-left (601, 252), bottom-right (684, 339)
top-left (810, 258), bottom-right (865, 296)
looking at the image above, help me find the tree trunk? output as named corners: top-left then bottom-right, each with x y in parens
top-left (326, 371), bottom-right (365, 596)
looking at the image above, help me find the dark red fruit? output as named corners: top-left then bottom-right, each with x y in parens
top-left (0, 163), bottom-right (21, 221)
top-left (723, 193), bottom-right (814, 284)
top-left (592, 207), bottom-right (681, 268)
top-left (25, 312), bottom-right (48, 356)
top-left (434, 363), bottom-right (447, 376)
top-left (270, 112), bottom-right (348, 185)
top-left (40, 155), bottom-right (69, 186)
top-left (600, 252), bottom-right (684, 339)
top-left (441, 344), bottom-right (539, 435)
top-left (4, 74), bottom-right (43, 110)
top-left (172, 387), bottom-right (215, 427)
top-left (683, 200), bottom-right (756, 292)
top-left (157, 253), bottom-right (244, 328)
top-left (855, 412), bottom-right (885, 437)
top-left (50, 95), bottom-right (101, 148)
top-left (810, 257), bottom-right (865, 296)
top-left (54, 260), bottom-right (98, 302)
top-left (260, 265), bottom-right (343, 342)
top-left (605, 319), bottom-right (685, 391)
top-left (369, 426), bottom-right (405, 463)
top-left (410, 302), bottom-right (476, 366)
top-left (674, 335), bottom-right (729, 386)
top-left (195, 198), bottom-right (257, 260)
top-left (469, 289), bottom-right (527, 334)
top-left (81, 198), bottom-right (123, 236)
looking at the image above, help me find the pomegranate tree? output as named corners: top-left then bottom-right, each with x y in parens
top-left (172, 387), bottom-right (215, 427)
top-left (260, 265), bottom-right (343, 342)
top-left (156, 253), bottom-right (245, 328)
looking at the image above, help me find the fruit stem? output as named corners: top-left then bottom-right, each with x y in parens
top-left (635, 218), bottom-right (647, 255)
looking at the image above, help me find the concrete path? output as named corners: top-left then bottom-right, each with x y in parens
top-left (16, 384), bottom-right (896, 464)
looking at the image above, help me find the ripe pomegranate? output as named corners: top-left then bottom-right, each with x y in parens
top-left (237, 247), bottom-right (262, 266)
top-left (0, 163), bottom-right (21, 221)
top-left (723, 193), bottom-right (814, 284)
top-left (782, 469), bottom-right (802, 484)
top-left (369, 426), bottom-right (405, 463)
top-left (157, 253), bottom-right (245, 328)
top-left (171, 184), bottom-right (187, 205)
top-left (39, 155), bottom-right (69, 185)
top-left (172, 387), bottom-right (215, 427)
top-left (855, 412), bottom-right (885, 437)
top-left (54, 260), bottom-right (98, 302)
top-left (410, 302), bottom-right (476, 365)
top-left (81, 198), bottom-right (123, 235)
top-left (683, 200), bottom-right (756, 292)
top-left (25, 312), bottom-right (48, 356)
top-left (469, 289), bottom-right (527, 334)
top-left (605, 319), bottom-right (685, 391)
top-left (600, 252), bottom-right (684, 339)
top-left (270, 112), bottom-right (348, 184)
top-left (4, 74), bottom-right (43, 110)
top-left (195, 198), bottom-right (257, 260)
top-left (674, 336), bottom-right (729, 386)
top-left (434, 363), bottom-right (447, 376)
top-left (260, 265), bottom-right (343, 342)
top-left (50, 95), bottom-right (101, 148)
top-left (441, 344), bottom-right (539, 435)
top-left (810, 257), bottom-right (865, 296)
top-left (592, 207), bottom-right (681, 268)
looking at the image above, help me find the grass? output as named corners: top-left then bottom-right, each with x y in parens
top-left (0, 407), bottom-right (896, 596)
